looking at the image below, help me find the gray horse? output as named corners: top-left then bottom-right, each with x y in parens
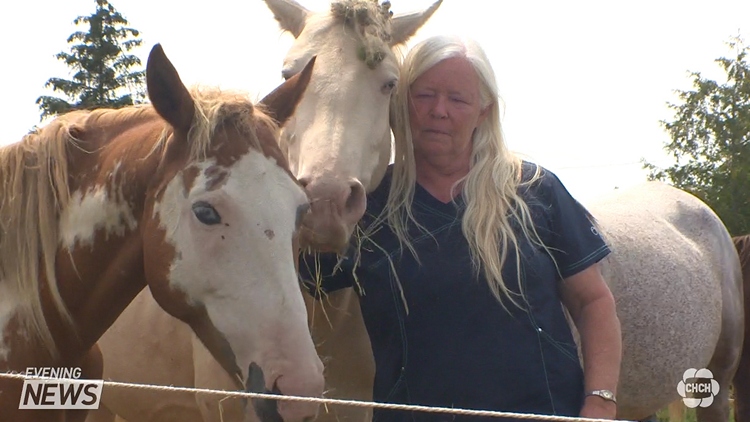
top-left (582, 182), bottom-right (743, 421)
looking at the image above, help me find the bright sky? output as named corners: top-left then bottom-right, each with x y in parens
top-left (3, 0), bottom-right (749, 202)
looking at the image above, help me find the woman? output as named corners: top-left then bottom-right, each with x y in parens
top-left (303, 35), bottom-right (621, 421)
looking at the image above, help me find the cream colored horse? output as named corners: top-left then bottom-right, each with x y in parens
top-left (86, 1), bottom-right (440, 421)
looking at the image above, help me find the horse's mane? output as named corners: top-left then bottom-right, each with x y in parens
top-left (152, 87), bottom-right (280, 162)
top-left (330, 0), bottom-right (394, 69)
top-left (0, 106), bottom-right (157, 357)
top-left (0, 116), bottom-right (79, 357)
top-left (1, 90), bottom-right (275, 358)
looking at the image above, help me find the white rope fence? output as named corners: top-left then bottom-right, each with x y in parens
top-left (0, 371), bottom-right (635, 422)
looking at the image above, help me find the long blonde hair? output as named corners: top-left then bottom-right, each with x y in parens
top-left (384, 35), bottom-right (549, 310)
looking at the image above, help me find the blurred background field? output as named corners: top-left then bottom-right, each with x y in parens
top-left (657, 399), bottom-right (736, 422)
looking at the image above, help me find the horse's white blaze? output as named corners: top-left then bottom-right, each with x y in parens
top-left (59, 184), bottom-right (138, 249)
top-left (152, 151), bottom-right (323, 395)
top-left (281, 13), bottom-right (395, 192)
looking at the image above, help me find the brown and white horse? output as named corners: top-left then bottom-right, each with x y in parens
top-left (0, 44), bottom-right (324, 422)
top-left (88, 1), bottom-right (441, 421)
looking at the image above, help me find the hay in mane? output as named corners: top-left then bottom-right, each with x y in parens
top-left (0, 89), bottom-right (275, 358)
top-left (331, 0), bottom-right (393, 69)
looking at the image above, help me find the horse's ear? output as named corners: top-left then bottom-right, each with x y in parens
top-left (259, 56), bottom-right (315, 126)
top-left (147, 44), bottom-right (195, 135)
top-left (263, 0), bottom-right (309, 38)
top-left (389, 0), bottom-right (442, 46)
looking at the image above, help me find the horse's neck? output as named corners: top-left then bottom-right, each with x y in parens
top-left (53, 234), bottom-right (147, 359)
top-left (48, 113), bottom-right (167, 361)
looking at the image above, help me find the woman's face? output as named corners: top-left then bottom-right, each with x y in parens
top-left (408, 56), bottom-right (489, 163)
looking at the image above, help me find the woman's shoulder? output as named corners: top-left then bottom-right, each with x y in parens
top-left (518, 160), bottom-right (566, 198)
top-left (518, 160), bottom-right (595, 227)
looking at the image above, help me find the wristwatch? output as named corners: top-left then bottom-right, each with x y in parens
top-left (586, 390), bottom-right (617, 404)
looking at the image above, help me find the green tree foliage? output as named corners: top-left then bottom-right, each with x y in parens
top-left (644, 35), bottom-right (750, 235)
top-left (36, 0), bottom-right (145, 119)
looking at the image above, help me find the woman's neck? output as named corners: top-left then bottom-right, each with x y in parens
top-left (415, 156), bottom-right (470, 204)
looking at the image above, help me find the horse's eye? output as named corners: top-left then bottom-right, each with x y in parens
top-left (192, 201), bottom-right (222, 225)
top-left (382, 79), bottom-right (397, 95)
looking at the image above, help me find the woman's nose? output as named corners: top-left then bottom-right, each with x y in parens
top-left (429, 96), bottom-right (448, 119)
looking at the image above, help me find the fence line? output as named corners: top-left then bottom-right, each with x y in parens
top-left (0, 371), bottom-right (634, 422)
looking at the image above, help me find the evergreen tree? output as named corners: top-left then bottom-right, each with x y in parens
top-left (643, 35), bottom-right (750, 235)
top-left (36, 0), bottom-right (146, 119)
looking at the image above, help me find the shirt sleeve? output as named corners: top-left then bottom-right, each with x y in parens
top-left (299, 251), bottom-right (356, 298)
top-left (539, 170), bottom-right (611, 279)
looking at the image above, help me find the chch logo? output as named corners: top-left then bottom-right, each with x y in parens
top-left (677, 368), bottom-right (719, 408)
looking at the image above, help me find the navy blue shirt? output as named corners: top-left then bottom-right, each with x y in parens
top-left (301, 162), bottom-right (610, 422)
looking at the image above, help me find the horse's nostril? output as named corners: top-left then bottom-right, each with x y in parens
top-left (272, 380), bottom-right (282, 395)
top-left (247, 362), bottom-right (266, 394)
top-left (298, 176), bottom-right (311, 188)
top-left (296, 202), bottom-right (311, 227)
top-left (345, 181), bottom-right (366, 213)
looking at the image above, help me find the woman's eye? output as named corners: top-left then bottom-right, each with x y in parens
top-left (192, 201), bottom-right (222, 225)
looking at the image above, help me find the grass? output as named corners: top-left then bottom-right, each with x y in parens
top-left (655, 400), bottom-right (735, 422)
